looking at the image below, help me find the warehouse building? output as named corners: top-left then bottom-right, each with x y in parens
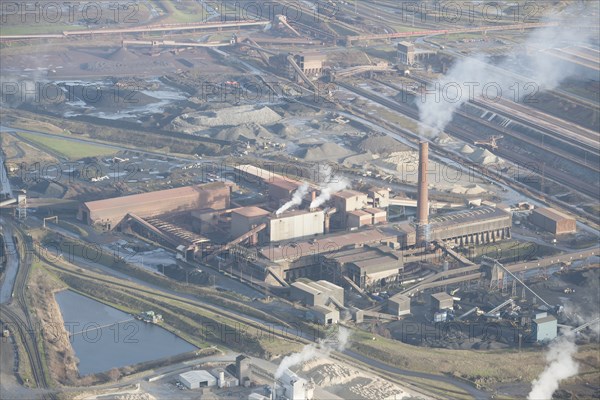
top-left (179, 370), bottom-right (217, 389)
top-left (530, 207), bottom-right (576, 235)
top-left (532, 313), bottom-right (558, 342)
top-left (290, 279), bottom-right (344, 307)
top-left (431, 292), bottom-right (454, 311)
top-left (388, 293), bottom-right (411, 316)
top-left (306, 305), bottom-right (339, 325)
top-left (78, 182), bottom-right (230, 228)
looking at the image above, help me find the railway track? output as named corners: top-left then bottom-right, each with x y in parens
top-left (0, 226), bottom-right (56, 400)
top-left (385, 76), bottom-right (600, 174)
top-left (336, 80), bottom-right (600, 225)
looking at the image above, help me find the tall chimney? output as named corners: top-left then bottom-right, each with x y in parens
top-left (416, 141), bottom-right (429, 244)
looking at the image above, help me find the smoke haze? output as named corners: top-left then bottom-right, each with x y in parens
top-left (275, 326), bottom-right (350, 379)
top-left (310, 164), bottom-right (349, 209)
top-left (527, 333), bottom-right (579, 400)
top-left (417, 4), bottom-right (598, 138)
top-left (276, 182), bottom-right (309, 215)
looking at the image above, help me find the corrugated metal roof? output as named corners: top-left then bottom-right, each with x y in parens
top-left (292, 281), bottom-right (322, 296)
top-left (260, 228), bottom-right (394, 262)
top-left (348, 209), bottom-right (371, 217)
top-left (269, 178), bottom-right (303, 191)
top-left (83, 183), bottom-right (227, 212)
top-left (431, 292), bottom-right (453, 301)
top-left (533, 315), bottom-right (557, 324)
top-left (428, 207), bottom-right (510, 229)
top-left (233, 206), bottom-right (270, 218)
top-left (332, 190), bottom-right (368, 199)
top-left (533, 207), bottom-right (574, 222)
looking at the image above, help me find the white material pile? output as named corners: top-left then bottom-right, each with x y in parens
top-left (301, 359), bottom-right (359, 386)
top-left (349, 378), bottom-right (408, 400)
top-left (171, 105), bottom-right (282, 133)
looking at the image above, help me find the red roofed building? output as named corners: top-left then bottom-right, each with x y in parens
top-left (78, 182), bottom-right (230, 229)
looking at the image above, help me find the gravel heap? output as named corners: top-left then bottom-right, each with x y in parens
top-left (171, 105), bottom-right (282, 133)
top-left (214, 123), bottom-right (273, 141)
top-left (302, 142), bottom-right (354, 161)
top-left (358, 135), bottom-right (408, 154)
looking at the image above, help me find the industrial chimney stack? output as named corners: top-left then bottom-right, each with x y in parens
top-left (416, 141), bottom-right (430, 244)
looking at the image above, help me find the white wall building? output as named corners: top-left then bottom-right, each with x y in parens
top-left (179, 370), bottom-right (217, 389)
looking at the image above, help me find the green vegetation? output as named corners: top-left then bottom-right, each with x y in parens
top-left (0, 24), bottom-right (83, 36)
top-left (17, 132), bottom-right (118, 159)
top-left (154, 0), bottom-right (206, 23)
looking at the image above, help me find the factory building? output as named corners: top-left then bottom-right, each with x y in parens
top-left (397, 41), bottom-right (437, 67)
top-left (289, 51), bottom-right (325, 82)
top-left (324, 244), bottom-right (403, 289)
top-left (364, 207), bottom-right (387, 224)
top-left (236, 355), bottom-right (251, 386)
top-left (388, 293), bottom-right (411, 316)
top-left (269, 178), bottom-right (305, 205)
top-left (530, 207), bottom-right (576, 235)
top-left (347, 209), bottom-right (372, 229)
top-left (231, 206), bottom-right (271, 239)
top-left (306, 305), bottom-right (339, 325)
top-left (210, 368), bottom-right (239, 388)
top-left (277, 369), bottom-right (314, 400)
top-left (332, 190), bottom-right (369, 213)
top-left (179, 370), bottom-right (217, 389)
top-left (427, 206), bottom-right (512, 246)
top-left (290, 279), bottom-right (344, 307)
top-left (259, 229), bottom-right (398, 280)
top-left (397, 41), bottom-right (415, 65)
top-left (368, 187), bottom-right (390, 208)
top-left (268, 210), bottom-right (325, 242)
top-left (78, 182), bottom-right (230, 228)
top-left (431, 292), bottom-right (454, 311)
top-left (532, 313), bottom-right (558, 342)
top-left (332, 190), bottom-right (369, 228)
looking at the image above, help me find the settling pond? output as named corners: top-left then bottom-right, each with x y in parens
top-left (55, 290), bottom-right (197, 375)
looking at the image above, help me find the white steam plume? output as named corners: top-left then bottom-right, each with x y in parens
top-left (309, 165), bottom-right (349, 209)
top-left (417, 4), bottom-right (598, 139)
top-left (527, 333), bottom-right (579, 400)
top-left (276, 182), bottom-right (309, 215)
top-left (275, 326), bottom-right (350, 379)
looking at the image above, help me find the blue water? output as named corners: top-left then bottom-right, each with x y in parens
top-left (55, 290), bottom-right (197, 375)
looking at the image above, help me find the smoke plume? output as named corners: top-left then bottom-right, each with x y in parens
top-left (275, 326), bottom-right (350, 379)
top-left (276, 182), bottom-right (309, 215)
top-left (417, 3), bottom-right (598, 138)
top-left (309, 165), bottom-right (349, 209)
top-left (527, 333), bottom-right (579, 400)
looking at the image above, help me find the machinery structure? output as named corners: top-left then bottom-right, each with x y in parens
top-left (474, 135), bottom-right (503, 150)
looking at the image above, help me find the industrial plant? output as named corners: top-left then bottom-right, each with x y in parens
top-left (0, 1), bottom-right (598, 400)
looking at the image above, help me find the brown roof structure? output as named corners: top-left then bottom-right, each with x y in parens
top-left (79, 182), bottom-right (230, 227)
